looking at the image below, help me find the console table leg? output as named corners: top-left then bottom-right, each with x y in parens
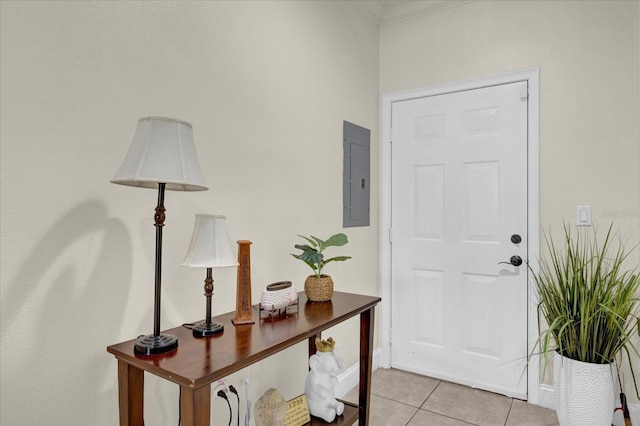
top-left (117, 360), bottom-right (144, 426)
top-left (308, 332), bottom-right (322, 360)
top-left (180, 385), bottom-right (211, 426)
top-left (359, 307), bottom-right (374, 425)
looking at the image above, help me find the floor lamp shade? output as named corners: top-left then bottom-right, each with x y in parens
top-left (111, 116), bottom-right (208, 355)
top-left (182, 215), bottom-right (237, 338)
top-left (111, 116), bottom-right (208, 191)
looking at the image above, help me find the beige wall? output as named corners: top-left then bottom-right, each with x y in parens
top-left (381, 0), bottom-right (639, 237)
top-left (0, 1), bottom-right (379, 424)
top-left (381, 0), bottom-right (640, 406)
top-left (2, 0), bottom-right (639, 424)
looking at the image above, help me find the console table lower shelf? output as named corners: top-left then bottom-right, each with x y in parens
top-left (107, 291), bottom-right (380, 426)
top-left (308, 400), bottom-right (358, 425)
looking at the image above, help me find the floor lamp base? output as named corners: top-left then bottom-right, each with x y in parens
top-left (193, 321), bottom-right (224, 338)
top-left (134, 333), bottom-right (178, 355)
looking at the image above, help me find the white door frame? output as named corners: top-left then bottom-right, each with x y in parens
top-left (379, 68), bottom-right (542, 404)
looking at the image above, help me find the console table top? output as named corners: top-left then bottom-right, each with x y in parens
top-left (107, 291), bottom-right (380, 389)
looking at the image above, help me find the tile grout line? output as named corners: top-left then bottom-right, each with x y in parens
top-left (406, 378), bottom-right (484, 426)
top-left (503, 398), bottom-right (515, 426)
top-left (421, 379), bottom-right (442, 407)
top-left (404, 407), bottom-right (420, 426)
top-left (416, 407), bottom-right (482, 426)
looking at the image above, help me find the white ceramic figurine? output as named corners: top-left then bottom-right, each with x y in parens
top-left (304, 337), bottom-right (345, 423)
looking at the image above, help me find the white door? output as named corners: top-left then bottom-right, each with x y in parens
top-left (390, 81), bottom-right (529, 398)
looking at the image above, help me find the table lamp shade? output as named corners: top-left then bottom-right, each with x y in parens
top-left (111, 116), bottom-right (208, 191)
top-left (182, 214), bottom-right (237, 268)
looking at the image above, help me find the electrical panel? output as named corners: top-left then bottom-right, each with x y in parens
top-left (343, 121), bottom-right (370, 228)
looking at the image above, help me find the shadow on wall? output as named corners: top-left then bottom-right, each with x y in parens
top-left (1, 200), bottom-right (134, 424)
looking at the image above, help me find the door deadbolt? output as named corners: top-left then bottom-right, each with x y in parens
top-left (511, 234), bottom-right (522, 244)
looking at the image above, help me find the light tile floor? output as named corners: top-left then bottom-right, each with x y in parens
top-left (343, 368), bottom-right (559, 426)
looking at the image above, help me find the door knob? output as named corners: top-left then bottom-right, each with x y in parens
top-left (498, 255), bottom-right (523, 266)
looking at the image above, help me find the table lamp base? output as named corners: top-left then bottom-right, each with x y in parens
top-left (193, 321), bottom-right (224, 338)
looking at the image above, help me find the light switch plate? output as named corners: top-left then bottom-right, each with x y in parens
top-left (576, 205), bottom-right (592, 226)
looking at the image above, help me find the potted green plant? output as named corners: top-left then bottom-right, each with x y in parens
top-left (291, 233), bottom-right (351, 302)
top-left (530, 223), bottom-right (639, 426)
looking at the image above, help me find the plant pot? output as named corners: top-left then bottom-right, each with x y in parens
top-left (304, 275), bottom-right (334, 302)
top-left (554, 352), bottom-right (614, 426)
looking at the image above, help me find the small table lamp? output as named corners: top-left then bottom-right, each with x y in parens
top-left (181, 214), bottom-right (237, 337)
top-left (111, 116), bottom-right (207, 355)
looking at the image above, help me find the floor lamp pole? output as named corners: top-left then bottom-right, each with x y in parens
top-left (153, 182), bottom-right (165, 337)
top-left (134, 182), bottom-right (179, 355)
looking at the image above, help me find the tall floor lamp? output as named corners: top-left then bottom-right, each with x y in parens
top-left (181, 214), bottom-right (237, 337)
top-left (111, 116), bottom-right (207, 355)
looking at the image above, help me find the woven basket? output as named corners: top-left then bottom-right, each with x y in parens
top-left (304, 275), bottom-right (334, 302)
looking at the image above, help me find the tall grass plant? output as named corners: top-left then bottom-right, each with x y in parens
top-left (531, 223), bottom-right (640, 395)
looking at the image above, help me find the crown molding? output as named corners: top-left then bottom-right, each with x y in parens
top-left (354, 0), bottom-right (475, 27)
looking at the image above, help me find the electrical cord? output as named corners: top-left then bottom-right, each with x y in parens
top-left (217, 390), bottom-right (232, 426)
top-left (244, 377), bottom-right (251, 426)
top-left (180, 378), bottom-right (236, 426)
top-left (229, 385), bottom-right (240, 426)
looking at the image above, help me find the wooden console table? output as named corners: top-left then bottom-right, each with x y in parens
top-left (107, 291), bottom-right (380, 425)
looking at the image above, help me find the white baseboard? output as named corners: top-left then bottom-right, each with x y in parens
top-left (335, 348), bottom-right (381, 398)
top-left (537, 384), bottom-right (555, 410)
top-left (537, 384), bottom-right (639, 426)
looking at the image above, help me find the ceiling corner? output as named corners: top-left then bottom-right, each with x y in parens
top-left (354, 0), bottom-right (476, 28)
